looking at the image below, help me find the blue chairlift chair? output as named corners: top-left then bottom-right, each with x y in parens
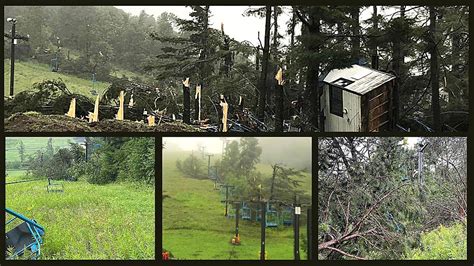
top-left (227, 204), bottom-right (236, 219)
top-left (241, 202), bottom-right (251, 220)
top-left (266, 203), bottom-right (278, 228)
top-left (255, 207), bottom-right (262, 222)
top-left (47, 177), bottom-right (64, 193)
top-left (282, 207), bottom-right (293, 226)
top-left (5, 208), bottom-right (45, 260)
top-left (50, 58), bottom-right (59, 72)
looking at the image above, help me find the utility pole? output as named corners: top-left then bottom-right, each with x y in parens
top-left (293, 195), bottom-right (300, 260)
top-left (10, 20), bottom-right (16, 97)
top-left (417, 142), bottom-right (428, 187)
top-left (222, 184), bottom-right (234, 217)
top-left (260, 200), bottom-right (266, 260)
top-left (307, 208), bottom-right (313, 260)
top-left (5, 18), bottom-right (28, 97)
top-left (234, 202), bottom-right (240, 243)
top-left (206, 154), bottom-right (213, 178)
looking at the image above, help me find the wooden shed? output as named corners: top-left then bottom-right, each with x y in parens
top-left (320, 64), bottom-right (396, 132)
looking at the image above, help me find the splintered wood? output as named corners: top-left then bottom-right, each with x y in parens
top-left (275, 67), bottom-right (284, 85)
top-left (147, 115), bottom-right (155, 126)
top-left (65, 98), bottom-right (76, 118)
top-left (116, 90), bottom-right (124, 121)
top-left (88, 95), bottom-right (100, 122)
top-left (220, 95), bottom-right (228, 132)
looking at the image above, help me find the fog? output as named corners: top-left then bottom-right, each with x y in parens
top-left (164, 137), bottom-right (311, 170)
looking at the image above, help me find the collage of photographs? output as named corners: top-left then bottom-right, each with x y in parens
top-left (1, 3), bottom-right (471, 264)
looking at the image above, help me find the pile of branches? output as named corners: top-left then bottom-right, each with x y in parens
top-left (4, 79), bottom-right (93, 118)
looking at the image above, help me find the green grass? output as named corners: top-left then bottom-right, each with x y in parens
top-left (162, 150), bottom-right (311, 260)
top-left (6, 137), bottom-right (78, 164)
top-left (4, 60), bottom-right (110, 98)
top-left (5, 173), bottom-right (155, 260)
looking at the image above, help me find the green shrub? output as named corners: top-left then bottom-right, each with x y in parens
top-left (405, 222), bottom-right (467, 259)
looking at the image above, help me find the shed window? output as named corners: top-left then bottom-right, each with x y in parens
top-left (329, 85), bottom-right (343, 117)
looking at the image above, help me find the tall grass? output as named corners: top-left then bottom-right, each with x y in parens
top-left (6, 173), bottom-right (155, 260)
top-left (162, 150), bottom-right (310, 260)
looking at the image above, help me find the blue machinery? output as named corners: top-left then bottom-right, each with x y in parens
top-left (5, 208), bottom-right (45, 260)
top-left (227, 201), bottom-right (293, 228)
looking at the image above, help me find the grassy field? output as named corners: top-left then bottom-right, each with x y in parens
top-left (4, 60), bottom-right (110, 98)
top-left (6, 137), bottom-right (79, 164)
top-left (5, 170), bottom-right (155, 260)
top-left (162, 150), bottom-right (311, 260)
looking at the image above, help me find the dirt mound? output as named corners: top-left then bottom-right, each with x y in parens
top-left (5, 113), bottom-right (202, 132)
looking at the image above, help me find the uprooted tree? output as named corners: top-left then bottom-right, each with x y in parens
top-left (318, 137), bottom-right (467, 260)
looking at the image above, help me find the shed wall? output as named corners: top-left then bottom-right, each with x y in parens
top-left (322, 84), bottom-right (362, 132)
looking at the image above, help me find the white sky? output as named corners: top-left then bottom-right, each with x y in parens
top-left (116, 6), bottom-right (272, 46)
top-left (164, 137), bottom-right (239, 154)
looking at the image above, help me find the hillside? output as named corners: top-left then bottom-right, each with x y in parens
top-left (4, 60), bottom-right (110, 98)
top-left (162, 150), bottom-right (311, 260)
top-left (5, 171), bottom-right (155, 259)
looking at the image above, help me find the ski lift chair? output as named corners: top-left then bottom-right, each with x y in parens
top-left (50, 58), bottom-right (58, 72)
top-left (47, 178), bottom-right (64, 193)
top-left (255, 207), bottom-right (262, 222)
top-left (282, 207), bottom-right (293, 226)
top-left (266, 204), bottom-right (278, 228)
top-left (241, 202), bottom-right (251, 220)
top-left (227, 205), bottom-right (236, 219)
top-left (5, 208), bottom-right (45, 260)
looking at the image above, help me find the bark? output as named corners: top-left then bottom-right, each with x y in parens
top-left (275, 82), bottom-right (284, 132)
top-left (350, 7), bottom-right (361, 62)
top-left (183, 83), bottom-right (191, 124)
top-left (257, 6), bottom-right (272, 122)
top-left (429, 6), bottom-right (441, 131)
top-left (371, 6), bottom-right (379, 69)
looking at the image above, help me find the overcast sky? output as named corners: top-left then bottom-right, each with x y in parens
top-left (115, 6), bottom-right (405, 46)
top-left (116, 6), bottom-right (276, 46)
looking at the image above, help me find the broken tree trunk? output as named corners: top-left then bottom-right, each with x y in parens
top-left (219, 95), bottom-right (229, 132)
top-left (429, 6), bottom-right (441, 131)
top-left (257, 6), bottom-right (272, 122)
top-left (371, 6), bottom-right (379, 69)
top-left (183, 78), bottom-right (191, 124)
top-left (194, 84), bottom-right (202, 121)
top-left (275, 68), bottom-right (284, 132)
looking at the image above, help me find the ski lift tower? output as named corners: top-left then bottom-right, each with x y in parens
top-left (417, 142), bottom-right (429, 187)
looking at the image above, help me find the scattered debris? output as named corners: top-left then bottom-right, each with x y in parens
top-left (5, 112), bottom-right (202, 132)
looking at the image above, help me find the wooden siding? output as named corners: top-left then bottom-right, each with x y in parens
top-left (322, 84), bottom-right (362, 132)
top-left (361, 82), bottom-right (392, 132)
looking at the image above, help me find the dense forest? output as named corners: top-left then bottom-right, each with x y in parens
top-left (4, 6), bottom-right (469, 131)
top-left (318, 137), bottom-right (467, 259)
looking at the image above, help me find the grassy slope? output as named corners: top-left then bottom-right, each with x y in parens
top-left (6, 137), bottom-right (76, 163)
top-left (4, 60), bottom-right (109, 98)
top-left (5, 171), bottom-right (155, 260)
top-left (162, 151), bottom-right (310, 260)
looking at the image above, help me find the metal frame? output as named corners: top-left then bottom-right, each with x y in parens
top-left (5, 208), bottom-right (45, 260)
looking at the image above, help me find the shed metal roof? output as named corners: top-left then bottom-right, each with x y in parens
top-left (322, 64), bottom-right (396, 95)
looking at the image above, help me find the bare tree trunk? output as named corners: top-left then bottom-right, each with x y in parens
top-left (392, 6), bottom-right (405, 128)
top-left (429, 6), bottom-right (441, 131)
top-left (275, 79), bottom-right (284, 132)
top-left (257, 6), bottom-right (272, 122)
top-left (306, 19), bottom-right (321, 131)
top-left (371, 6), bottom-right (379, 69)
top-left (350, 7), bottom-right (360, 63)
top-left (183, 83), bottom-right (191, 124)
